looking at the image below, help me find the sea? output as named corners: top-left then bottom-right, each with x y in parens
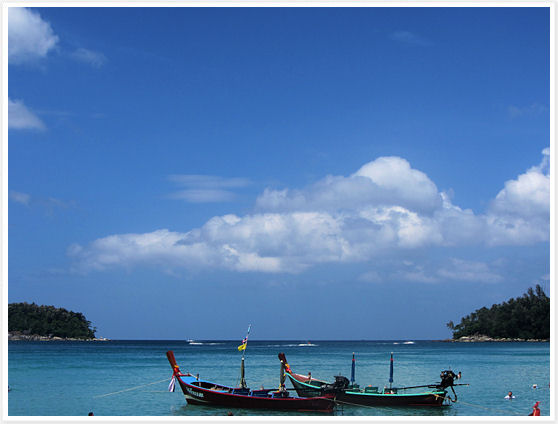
top-left (7, 340), bottom-right (551, 418)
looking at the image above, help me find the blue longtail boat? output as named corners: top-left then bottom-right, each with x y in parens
top-left (278, 352), bottom-right (466, 407)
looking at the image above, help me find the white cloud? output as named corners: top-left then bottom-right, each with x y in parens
top-left (486, 148), bottom-right (550, 245)
top-left (256, 156), bottom-right (441, 214)
top-left (392, 258), bottom-right (503, 284)
top-left (508, 103), bottom-right (548, 118)
top-left (167, 174), bottom-right (251, 203)
top-left (358, 270), bottom-right (382, 283)
top-left (9, 191), bottom-right (31, 205)
top-left (436, 258), bottom-right (503, 283)
top-left (71, 48), bottom-right (107, 68)
top-left (169, 175), bottom-right (251, 188)
top-left (389, 30), bottom-right (430, 46)
top-left (8, 98), bottom-right (45, 130)
top-left (169, 189), bottom-right (236, 203)
top-left (9, 191), bottom-right (75, 215)
top-left (394, 267), bottom-right (440, 284)
top-left (9, 8), bottom-right (59, 64)
top-left (70, 151), bottom-right (550, 276)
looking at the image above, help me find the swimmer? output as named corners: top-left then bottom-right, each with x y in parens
top-left (505, 391), bottom-right (515, 399)
top-left (532, 384), bottom-right (538, 389)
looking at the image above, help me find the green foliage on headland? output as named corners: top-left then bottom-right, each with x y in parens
top-left (447, 285), bottom-right (550, 340)
top-left (8, 302), bottom-right (96, 339)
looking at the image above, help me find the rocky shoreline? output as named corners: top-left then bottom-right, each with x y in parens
top-left (8, 331), bottom-right (109, 341)
top-left (443, 335), bottom-right (549, 343)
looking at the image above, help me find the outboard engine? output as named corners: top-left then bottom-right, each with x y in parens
top-left (438, 370), bottom-right (457, 389)
top-left (437, 370), bottom-right (458, 402)
top-left (322, 375), bottom-right (350, 393)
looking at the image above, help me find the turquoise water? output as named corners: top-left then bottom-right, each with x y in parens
top-left (8, 340), bottom-right (551, 416)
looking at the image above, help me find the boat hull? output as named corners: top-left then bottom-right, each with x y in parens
top-left (287, 373), bottom-right (446, 407)
top-left (176, 376), bottom-right (334, 412)
top-left (288, 375), bottom-right (326, 398)
top-left (337, 390), bottom-right (446, 407)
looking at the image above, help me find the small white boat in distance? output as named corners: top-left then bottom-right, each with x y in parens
top-left (298, 341), bottom-right (317, 346)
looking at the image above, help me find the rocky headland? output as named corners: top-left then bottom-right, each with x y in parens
top-left (444, 334), bottom-right (549, 343)
top-left (8, 331), bottom-right (109, 341)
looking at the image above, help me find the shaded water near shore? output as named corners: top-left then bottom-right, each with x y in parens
top-left (8, 340), bottom-right (551, 416)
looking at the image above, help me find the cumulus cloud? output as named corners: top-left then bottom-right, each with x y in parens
top-left (8, 98), bottom-right (46, 130)
top-left (9, 8), bottom-right (105, 69)
top-left (69, 151), bottom-right (550, 277)
top-left (486, 148), bottom-right (550, 245)
top-left (256, 157), bottom-right (441, 214)
top-left (9, 7), bottom-right (59, 64)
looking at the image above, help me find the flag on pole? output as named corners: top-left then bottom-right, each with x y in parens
top-left (238, 324), bottom-right (251, 351)
top-left (238, 337), bottom-right (248, 351)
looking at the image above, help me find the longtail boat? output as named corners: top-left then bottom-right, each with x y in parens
top-left (278, 352), bottom-right (467, 407)
top-left (166, 351), bottom-right (335, 412)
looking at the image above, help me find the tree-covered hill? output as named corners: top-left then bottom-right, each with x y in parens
top-left (447, 285), bottom-right (550, 340)
top-left (8, 302), bottom-right (96, 339)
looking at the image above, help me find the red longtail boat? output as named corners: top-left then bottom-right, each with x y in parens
top-left (166, 351), bottom-right (334, 412)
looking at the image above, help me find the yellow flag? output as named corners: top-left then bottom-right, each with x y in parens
top-left (238, 343), bottom-right (247, 351)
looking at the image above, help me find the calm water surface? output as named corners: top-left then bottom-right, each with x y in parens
top-left (8, 340), bottom-right (551, 416)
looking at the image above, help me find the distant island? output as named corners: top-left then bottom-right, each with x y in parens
top-left (446, 284), bottom-right (550, 342)
top-left (8, 302), bottom-right (107, 341)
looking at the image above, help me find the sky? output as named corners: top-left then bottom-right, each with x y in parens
top-left (6, 6), bottom-right (551, 340)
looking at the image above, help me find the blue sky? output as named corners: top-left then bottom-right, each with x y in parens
top-left (7, 6), bottom-right (550, 340)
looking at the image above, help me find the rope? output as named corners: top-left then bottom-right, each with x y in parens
top-left (93, 378), bottom-right (169, 398)
top-left (335, 399), bottom-right (381, 409)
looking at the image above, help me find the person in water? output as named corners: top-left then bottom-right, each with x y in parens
top-left (505, 391), bottom-right (515, 399)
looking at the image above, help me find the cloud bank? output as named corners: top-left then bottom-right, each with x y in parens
top-left (69, 150), bottom-right (550, 278)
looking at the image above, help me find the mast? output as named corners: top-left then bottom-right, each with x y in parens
top-left (279, 356), bottom-right (286, 391)
top-left (350, 352), bottom-right (356, 385)
top-left (238, 324), bottom-right (251, 389)
top-left (389, 352), bottom-right (394, 389)
top-left (240, 357), bottom-right (246, 389)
